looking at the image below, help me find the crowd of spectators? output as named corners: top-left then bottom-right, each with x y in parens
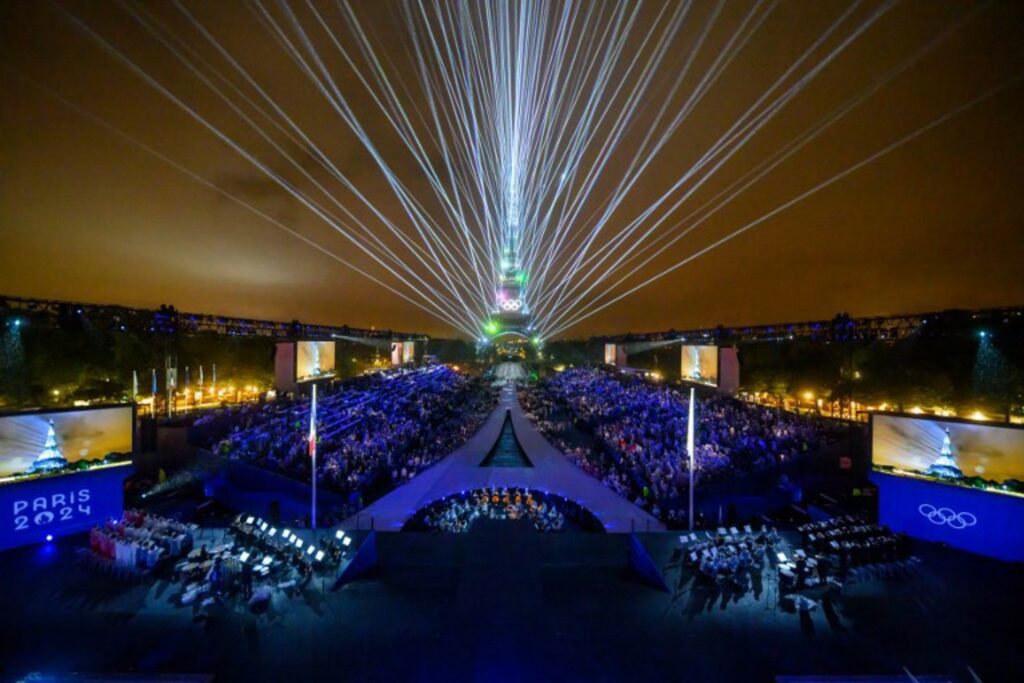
top-left (215, 367), bottom-right (496, 509)
top-left (520, 367), bottom-right (845, 523)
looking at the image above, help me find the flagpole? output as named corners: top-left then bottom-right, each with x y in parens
top-left (687, 387), bottom-right (696, 531)
top-left (309, 384), bottom-right (318, 530)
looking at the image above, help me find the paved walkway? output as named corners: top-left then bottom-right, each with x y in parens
top-left (340, 385), bottom-right (664, 533)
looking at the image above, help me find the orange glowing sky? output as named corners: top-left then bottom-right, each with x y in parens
top-left (1, 1), bottom-right (1023, 338)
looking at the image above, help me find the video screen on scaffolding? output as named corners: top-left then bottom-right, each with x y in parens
top-left (871, 413), bottom-right (1024, 498)
top-left (604, 344), bottom-right (617, 365)
top-left (680, 345), bottom-right (719, 387)
top-left (295, 341), bottom-right (336, 383)
top-left (0, 405), bottom-right (134, 485)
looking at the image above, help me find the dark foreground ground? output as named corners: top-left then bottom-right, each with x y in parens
top-left (0, 521), bottom-right (1020, 682)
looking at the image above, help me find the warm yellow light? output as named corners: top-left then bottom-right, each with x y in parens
top-left (452, 365), bottom-right (460, 372)
top-left (52, 389), bottom-right (60, 396)
top-left (969, 410), bottom-right (988, 421)
top-left (802, 391), bottom-right (814, 401)
top-left (909, 406), bottom-right (924, 414)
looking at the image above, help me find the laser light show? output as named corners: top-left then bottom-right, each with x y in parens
top-left (1, 0), bottom-right (1023, 680)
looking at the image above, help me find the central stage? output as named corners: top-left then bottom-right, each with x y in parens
top-left (339, 386), bottom-right (664, 533)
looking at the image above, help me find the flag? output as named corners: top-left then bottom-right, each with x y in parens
top-left (309, 383), bottom-right (319, 530)
top-left (308, 384), bottom-right (317, 459)
top-left (151, 368), bottom-right (158, 395)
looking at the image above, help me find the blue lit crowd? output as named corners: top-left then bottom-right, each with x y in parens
top-left (215, 367), bottom-right (495, 507)
top-left (521, 368), bottom-right (845, 523)
top-left (413, 487), bottom-right (567, 533)
top-left (407, 487), bottom-right (606, 533)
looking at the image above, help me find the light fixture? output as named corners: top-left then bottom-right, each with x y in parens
top-left (239, 551), bottom-right (251, 563)
top-left (306, 545), bottom-right (315, 555)
top-left (335, 530), bottom-right (345, 540)
top-left (295, 539), bottom-right (304, 548)
top-left (245, 516), bottom-right (255, 525)
top-left (261, 556), bottom-right (272, 566)
top-left (342, 537), bottom-right (352, 547)
top-left (315, 550), bottom-right (325, 562)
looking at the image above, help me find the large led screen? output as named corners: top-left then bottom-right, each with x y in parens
top-left (0, 405), bottom-right (134, 486)
top-left (872, 414), bottom-right (1024, 498)
top-left (296, 340), bottom-right (336, 382)
top-left (604, 344), bottom-right (617, 365)
top-left (680, 345), bottom-right (718, 387)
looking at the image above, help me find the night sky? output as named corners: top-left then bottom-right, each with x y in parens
top-left (2, 1), bottom-right (1023, 338)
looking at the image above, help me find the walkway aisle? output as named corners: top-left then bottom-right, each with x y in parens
top-left (340, 386), bottom-right (664, 533)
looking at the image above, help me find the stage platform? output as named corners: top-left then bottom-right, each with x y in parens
top-left (1, 528), bottom-right (1019, 682)
top-left (339, 386), bottom-right (664, 533)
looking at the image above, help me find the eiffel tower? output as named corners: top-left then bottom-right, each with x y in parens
top-left (925, 428), bottom-right (964, 480)
top-left (29, 419), bottom-right (70, 473)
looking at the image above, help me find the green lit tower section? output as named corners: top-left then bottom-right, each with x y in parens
top-left (485, 232), bottom-right (531, 338)
top-left (482, 235), bottom-right (539, 357)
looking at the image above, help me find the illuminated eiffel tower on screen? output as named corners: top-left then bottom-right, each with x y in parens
top-left (30, 420), bottom-right (69, 473)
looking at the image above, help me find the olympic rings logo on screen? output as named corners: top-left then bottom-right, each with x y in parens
top-left (499, 299), bottom-right (523, 312)
top-left (918, 504), bottom-right (977, 529)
